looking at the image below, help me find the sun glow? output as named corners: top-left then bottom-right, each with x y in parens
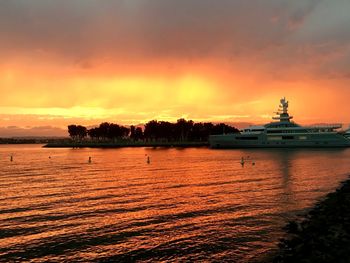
top-left (0, 72), bottom-right (216, 126)
top-left (177, 76), bottom-right (213, 104)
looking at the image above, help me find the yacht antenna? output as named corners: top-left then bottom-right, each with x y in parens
top-left (272, 97), bottom-right (293, 122)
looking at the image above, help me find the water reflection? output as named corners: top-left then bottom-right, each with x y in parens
top-left (275, 149), bottom-right (295, 209)
top-left (0, 145), bottom-right (350, 262)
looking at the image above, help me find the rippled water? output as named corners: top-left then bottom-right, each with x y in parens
top-left (1, 145), bottom-right (350, 262)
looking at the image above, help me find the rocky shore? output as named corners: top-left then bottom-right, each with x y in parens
top-left (271, 177), bottom-right (350, 263)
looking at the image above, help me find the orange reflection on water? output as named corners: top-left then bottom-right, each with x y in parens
top-left (1, 146), bottom-right (350, 262)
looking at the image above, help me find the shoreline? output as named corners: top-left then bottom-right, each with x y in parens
top-left (43, 141), bottom-right (209, 148)
top-left (268, 176), bottom-right (350, 262)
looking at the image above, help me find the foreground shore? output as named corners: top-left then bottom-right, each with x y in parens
top-left (270, 176), bottom-right (350, 262)
top-left (44, 141), bottom-right (209, 148)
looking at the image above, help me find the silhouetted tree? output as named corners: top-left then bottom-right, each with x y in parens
top-left (175, 118), bottom-right (194, 141)
top-left (144, 120), bottom-right (159, 141)
top-left (98, 122), bottom-right (110, 140)
top-left (68, 125), bottom-right (87, 141)
top-left (158, 121), bottom-right (174, 141)
top-left (76, 125), bottom-right (87, 140)
top-left (84, 122), bottom-right (130, 141)
top-left (212, 123), bottom-right (239, 135)
top-left (68, 125), bottom-right (78, 140)
top-left (88, 127), bottom-right (101, 141)
top-left (130, 125), bottom-right (136, 141)
top-left (70, 119), bottom-right (239, 143)
top-left (109, 123), bottom-right (121, 140)
top-left (190, 123), bottom-right (209, 141)
top-left (134, 127), bottom-right (144, 141)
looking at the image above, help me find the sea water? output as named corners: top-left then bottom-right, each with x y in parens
top-left (1, 145), bottom-right (350, 262)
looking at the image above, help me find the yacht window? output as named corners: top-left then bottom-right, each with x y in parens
top-left (267, 130), bottom-right (283, 134)
top-left (268, 136), bottom-right (282, 140)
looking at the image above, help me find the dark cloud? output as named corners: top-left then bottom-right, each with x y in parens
top-left (0, 0), bottom-right (349, 82)
top-left (286, 0), bottom-right (320, 30)
top-left (0, 0), bottom-right (329, 60)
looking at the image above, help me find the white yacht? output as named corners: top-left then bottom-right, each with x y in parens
top-left (209, 98), bottom-right (350, 148)
top-left (344, 125), bottom-right (350, 138)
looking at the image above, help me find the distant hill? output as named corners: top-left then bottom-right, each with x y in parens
top-left (0, 126), bottom-right (67, 138)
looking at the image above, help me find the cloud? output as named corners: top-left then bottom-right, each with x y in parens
top-left (286, 0), bottom-right (321, 31)
top-left (0, 0), bottom-right (347, 83)
top-left (1, 0), bottom-right (348, 79)
top-left (0, 0), bottom-right (350, 131)
top-left (0, 1), bottom-right (327, 60)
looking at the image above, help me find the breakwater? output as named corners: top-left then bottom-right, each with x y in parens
top-left (44, 141), bottom-right (209, 148)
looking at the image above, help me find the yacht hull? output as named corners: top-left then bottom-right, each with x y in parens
top-left (209, 133), bottom-right (350, 149)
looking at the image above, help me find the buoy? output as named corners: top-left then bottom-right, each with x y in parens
top-left (147, 156), bottom-right (150, 164)
top-left (88, 156), bottom-right (92, 164)
top-left (10, 155), bottom-right (13, 162)
top-left (252, 161), bottom-right (255, 166)
top-left (240, 157), bottom-right (245, 167)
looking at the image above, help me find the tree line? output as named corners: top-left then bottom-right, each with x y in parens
top-left (68, 119), bottom-right (239, 142)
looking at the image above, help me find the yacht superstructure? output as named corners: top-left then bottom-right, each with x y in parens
top-left (209, 98), bottom-right (350, 148)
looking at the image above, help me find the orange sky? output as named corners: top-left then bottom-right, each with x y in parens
top-left (0, 0), bottom-right (350, 136)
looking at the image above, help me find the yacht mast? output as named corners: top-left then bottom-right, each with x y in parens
top-left (272, 97), bottom-right (293, 122)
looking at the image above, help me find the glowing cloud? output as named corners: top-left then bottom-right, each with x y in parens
top-left (0, 0), bottom-right (350, 136)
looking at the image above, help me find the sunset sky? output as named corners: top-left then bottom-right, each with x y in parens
top-left (1, 0), bottom-right (350, 136)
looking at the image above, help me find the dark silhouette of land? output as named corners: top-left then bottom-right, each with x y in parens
top-left (45, 118), bottom-right (239, 148)
top-left (0, 137), bottom-right (67, 145)
top-left (268, 177), bottom-right (350, 263)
